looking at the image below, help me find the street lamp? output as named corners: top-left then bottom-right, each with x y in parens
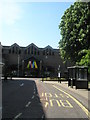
top-left (22, 60), bottom-right (24, 77)
top-left (58, 65), bottom-right (61, 83)
top-left (45, 55), bottom-right (48, 79)
top-left (40, 60), bottom-right (42, 77)
top-left (18, 55), bottom-right (19, 77)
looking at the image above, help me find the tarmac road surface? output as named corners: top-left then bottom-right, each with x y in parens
top-left (2, 78), bottom-right (90, 120)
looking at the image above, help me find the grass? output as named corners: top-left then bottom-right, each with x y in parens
top-left (41, 77), bottom-right (66, 81)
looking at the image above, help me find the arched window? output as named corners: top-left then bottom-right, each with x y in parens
top-left (24, 49), bottom-right (27, 54)
top-left (19, 50), bottom-right (21, 54)
top-left (9, 49), bottom-right (11, 54)
top-left (28, 48), bottom-right (30, 54)
top-left (31, 46), bottom-right (33, 54)
top-left (12, 47), bottom-right (14, 54)
top-left (52, 52), bottom-right (54, 55)
top-left (49, 49), bottom-right (51, 55)
top-left (38, 51), bottom-right (40, 55)
top-left (43, 50), bottom-right (45, 55)
top-left (46, 49), bottom-right (48, 55)
top-left (34, 48), bottom-right (36, 55)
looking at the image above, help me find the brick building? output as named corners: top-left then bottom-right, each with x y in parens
top-left (2, 43), bottom-right (71, 77)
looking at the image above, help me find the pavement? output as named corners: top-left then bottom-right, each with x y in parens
top-left (42, 81), bottom-right (89, 99)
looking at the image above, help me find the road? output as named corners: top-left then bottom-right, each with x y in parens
top-left (2, 78), bottom-right (90, 120)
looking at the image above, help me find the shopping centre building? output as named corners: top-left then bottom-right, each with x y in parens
top-left (2, 43), bottom-right (72, 77)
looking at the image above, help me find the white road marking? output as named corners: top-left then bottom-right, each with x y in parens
top-left (41, 114), bottom-right (44, 119)
top-left (34, 91), bottom-right (35, 94)
top-left (32, 95), bottom-right (34, 99)
top-left (25, 101), bottom-right (31, 107)
top-left (13, 113), bottom-right (22, 120)
top-left (20, 83), bottom-right (24, 87)
top-left (0, 107), bottom-right (2, 110)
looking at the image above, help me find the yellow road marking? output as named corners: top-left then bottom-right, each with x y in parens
top-left (66, 100), bottom-right (73, 108)
top-left (42, 93), bottom-right (44, 97)
top-left (60, 93), bottom-right (64, 98)
top-left (55, 93), bottom-right (59, 98)
top-left (53, 85), bottom-right (90, 117)
top-left (49, 99), bottom-right (53, 107)
top-left (66, 96), bottom-right (69, 98)
top-left (45, 101), bottom-right (49, 108)
top-left (45, 93), bottom-right (52, 101)
top-left (56, 100), bottom-right (61, 107)
top-left (60, 100), bottom-right (73, 108)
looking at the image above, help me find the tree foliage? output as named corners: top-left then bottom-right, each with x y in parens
top-left (59, 2), bottom-right (90, 72)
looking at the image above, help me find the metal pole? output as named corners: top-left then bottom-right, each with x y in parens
top-left (18, 55), bottom-right (19, 77)
top-left (40, 60), bottom-right (42, 77)
top-left (22, 60), bottom-right (24, 77)
top-left (46, 56), bottom-right (48, 80)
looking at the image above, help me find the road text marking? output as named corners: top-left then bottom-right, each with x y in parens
top-left (40, 92), bottom-right (73, 108)
top-left (53, 85), bottom-right (90, 117)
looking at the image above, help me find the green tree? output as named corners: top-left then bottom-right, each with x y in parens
top-left (59, 2), bottom-right (90, 72)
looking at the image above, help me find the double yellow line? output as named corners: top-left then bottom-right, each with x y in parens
top-left (53, 85), bottom-right (90, 118)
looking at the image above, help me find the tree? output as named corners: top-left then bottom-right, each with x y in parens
top-left (77, 49), bottom-right (90, 73)
top-left (59, 2), bottom-right (90, 72)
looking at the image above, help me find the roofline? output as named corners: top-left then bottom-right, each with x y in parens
top-left (2, 43), bottom-right (58, 50)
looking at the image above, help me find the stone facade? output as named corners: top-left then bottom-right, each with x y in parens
top-left (2, 43), bottom-right (70, 77)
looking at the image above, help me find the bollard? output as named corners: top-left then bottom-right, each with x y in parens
top-left (71, 78), bottom-right (73, 88)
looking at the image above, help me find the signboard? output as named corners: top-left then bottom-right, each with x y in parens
top-left (58, 72), bottom-right (61, 78)
top-left (27, 60), bottom-right (38, 69)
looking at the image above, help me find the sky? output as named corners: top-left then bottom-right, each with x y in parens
top-left (1, 1), bottom-right (74, 49)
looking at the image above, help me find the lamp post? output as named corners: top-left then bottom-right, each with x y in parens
top-left (45, 55), bottom-right (48, 79)
top-left (40, 60), bottom-right (42, 77)
top-left (18, 55), bottom-right (19, 77)
top-left (58, 65), bottom-right (61, 83)
top-left (22, 60), bottom-right (24, 77)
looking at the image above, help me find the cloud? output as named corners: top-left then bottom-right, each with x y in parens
top-left (1, 1), bottom-right (23, 25)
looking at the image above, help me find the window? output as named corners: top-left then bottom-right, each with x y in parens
top-left (38, 51), bottom-right (40, 55)
top-left (46, 49), bottom-right (48, 55)
top-left (31, 50), bottom-right (33, 54)
top-left (12, 47), bottom-right (15, 54)
top-left (12, 50), bottom-right (14, 54)
top-left (2, 49), bottom-right (4, 53)
top-left (16, 47), bottom-right (18, 54)
top-left (31, 46), bottom-right (33, 54)
top-left (34, 48), bottom-right (36, 55)
top-left (19, 50), bottom-right (21, 54)
top-left (34, 51), bottom-right (36, 55)
top-left (28, 51), bottom-right (30, 54)
top-left (49, 49), bottom-right (51, 55)
top-left (52, 52), bottom-right (54, 55)
top-left (43, 50), bottom-right (45, 55)
top-left (9, 49), bottom-right (11, 54)
top-left (25, 50), bottom-right (27, 54)
top-left (28, 48), bottom-right (30, 54)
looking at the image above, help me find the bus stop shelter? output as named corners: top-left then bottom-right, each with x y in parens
top-left (67, 66), bottom-right (88, 89)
